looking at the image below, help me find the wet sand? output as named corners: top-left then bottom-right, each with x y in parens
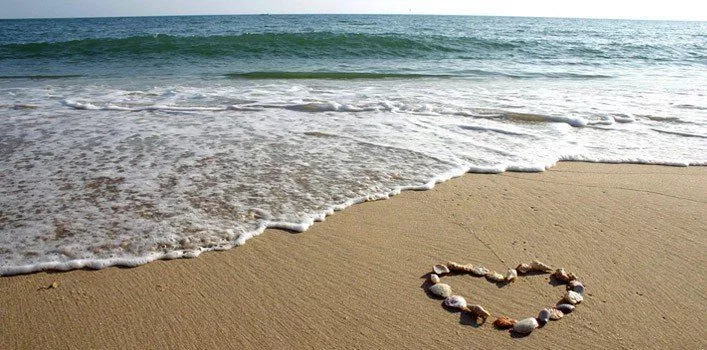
top-left (1, 162), bottom-right (705, 349)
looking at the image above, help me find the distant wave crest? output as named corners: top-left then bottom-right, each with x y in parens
top-left (0, 32), bottom-right (476, 60)
top-left (2, 31), bottom-right (702, 65)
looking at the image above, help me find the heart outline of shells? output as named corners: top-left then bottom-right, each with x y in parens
top-left (426, 260), bottom-right (585, 336)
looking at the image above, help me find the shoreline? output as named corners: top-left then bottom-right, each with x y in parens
top-left (3, 160), bottom-right (702, 277)
top-left (1, 162), bottom-right (705, 349)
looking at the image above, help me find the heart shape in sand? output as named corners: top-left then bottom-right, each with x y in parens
top-left (423, 260), bottom-right (585, 337)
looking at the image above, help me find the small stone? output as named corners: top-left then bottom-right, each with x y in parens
top-left (556, 303), bottom-right (575, 313)
top-left (512, 317), bottom-right (539, 334)
top-left (568, 280), bottom-right (585, 294)
top-left (428, 283), bottom-right (453, 298)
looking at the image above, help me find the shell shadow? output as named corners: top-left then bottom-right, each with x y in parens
top-left (510, 331), bottom-right (531, 339)
top-left (493, 324), bottom-right (513, 331)
top-left (419, 272), bottom-right (432, 289)
top-left (548, 276), bottom-right (568, 287)
top-left (459, 312), bottom-right (485, 328)
top-left (494, 280), bottom-right (510, 288)
top-left (441, 302), bottom-right (461, 314)
top-left (519, 270), bottom-right (552, 277)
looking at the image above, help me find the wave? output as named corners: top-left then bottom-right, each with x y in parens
top-left (226, 71), bottom-right (451, 80)
top-left (675, 104), bottom-right (707, 111)
top-left (226, 70), bottom-right (613, 80)
top-left (3, 31), bottom-right (699, 64)
top-left (61, 99), bottom-right (263, 112)
top-left (641, 115), bottom-right (694, 124)
top-left (651, 128), bottom-right (707, 139)
top-left (2, 149), bottom-right (703, 277)
top-left (0, 32), bottom-right (483, 60)
top-left (0, 32), bottom-right (638, 63)
top-left (61, 98), bottom-right (594, 128)
top-left (0, 74), bottom-right (83, 79)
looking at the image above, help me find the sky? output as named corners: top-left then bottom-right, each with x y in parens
top-left (1, 0), bottom-right (706, 21)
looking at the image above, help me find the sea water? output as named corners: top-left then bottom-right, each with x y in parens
top-left (0, 15), bottom-right (705, 275)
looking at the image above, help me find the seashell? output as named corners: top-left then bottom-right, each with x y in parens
top-left (548, 308), bottom-right (564, 320)
top-left (555, 304), bottom-right (575, 314)
top-left (505, 268), bottom-right (518, 283)
top-left (429, 274), bottom-right (440, 284)
top-left (537, 308), bottom-right (551, 324)
top-left (428, 283), bottom-right (453, 298)
top-left (470, 305), bottom-right (491, 322)
top-left (568, 280), bottom-right (585, 294)
top-left (563, 290), bottom-right (584, 305)
top-left (433, 264), bottom-right (450, 275)
top-left (444, 295), bottom-right (470, 311)
top-left (492, 316), bottom-right (517, 329)
top-left (512, 317), bottom-right (539, 334)
top-left (447, 261), bottom-right (474, 273)
top-left (516, 263), bottom-right (532, 274)
top-left (472, 266), bottom-right (489, 276)
top-left (551, 268), bottom-right (577, 283)
top-left (485, 271), bottom-right (505, 283)
top-left (530, 260), bottom-right (553, 273)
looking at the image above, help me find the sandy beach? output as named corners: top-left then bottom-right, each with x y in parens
top-left (1, 162), bottom-right (705, 349)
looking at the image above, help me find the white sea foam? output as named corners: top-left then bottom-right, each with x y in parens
top-left (1, 76), bottom-right (705, 276)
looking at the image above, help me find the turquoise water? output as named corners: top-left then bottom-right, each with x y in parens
top-left (1, 15), bottom-right (705, 78)
top-left (0, 15), bottom-right (705, 275)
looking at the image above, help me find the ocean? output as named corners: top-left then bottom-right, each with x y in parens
top-left (0, 15), bottom-right (705, 275)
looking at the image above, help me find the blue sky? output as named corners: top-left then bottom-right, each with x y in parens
top-left (1, 0), bottom-right (706, 20)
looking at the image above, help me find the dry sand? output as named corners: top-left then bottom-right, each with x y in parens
top-left (1, 162), bottom-right (705, 349)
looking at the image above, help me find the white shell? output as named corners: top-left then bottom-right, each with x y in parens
top-left (505, 268), bottom-right (518, 283)
top-left (485, 271), bottom-right (505, 282)
top-left (433, 264), bottom-right (450, 275)
top-left (516, 263), bottom-right (532, 274)
top-left (512, 317), bottom-right (539, 334)
top-left (564, 290), bottom-right (584, 304)
top-left (447, 261), bottom-right (475, 273)
top-left (538, 308), bottom-right (551, 323)
top-left (548, 308), bottom-right (564, 320)
top-left (472, 266), bottom-right (489, 276)
top-left (429, 274), bottom-right (440, 284)
top-left (530, 260), bottom-right (553, 273)
top-left (444, 295), bottom-right (468, 310)
top-left (428, 283), bottom-right (453, 298)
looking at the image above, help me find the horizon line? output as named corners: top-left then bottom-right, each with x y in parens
top-left (0, 13), bottom-right (705, 22)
